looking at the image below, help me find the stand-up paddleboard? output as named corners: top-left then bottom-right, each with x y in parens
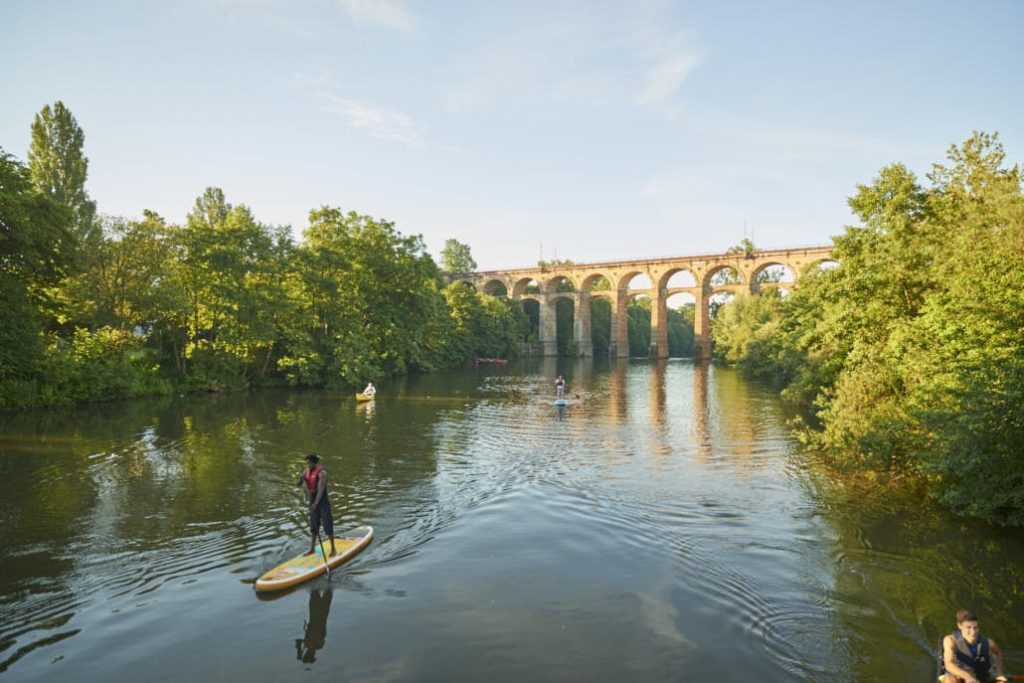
top-left (554, 398), bottom-right (568, 407)
top-left (255, 525), bottom-right (373, 592)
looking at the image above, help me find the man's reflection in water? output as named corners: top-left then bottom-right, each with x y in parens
top-left (295, 588), bottom-right (333, 664)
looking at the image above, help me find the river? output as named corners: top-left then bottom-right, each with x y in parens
top-left (1, 359), bottom-right (1021, 681)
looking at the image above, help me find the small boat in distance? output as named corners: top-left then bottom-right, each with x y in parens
top-left (355, 392), bottom-right (375, 402)
top-left (474, 357), bottom-right (508, 366)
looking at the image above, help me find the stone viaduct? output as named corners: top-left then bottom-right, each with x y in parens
top-left (463, 245), bottom-right (835, 359)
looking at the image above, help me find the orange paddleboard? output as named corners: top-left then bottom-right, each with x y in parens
top-left (255, 526), bottom-right (373, 592)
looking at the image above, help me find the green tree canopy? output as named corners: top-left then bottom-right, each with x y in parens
top-left (28, 101), bottom-right (96, 240)
top-left (726, 237), bottom-right (757, 258)
top-left (710, 132), bottom-right (1024, 525)
top-left (0, 149), bottom-right (74, 379)
top-left (441, 238), bottom-right (477, 273)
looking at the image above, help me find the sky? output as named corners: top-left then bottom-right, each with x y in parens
top-left (2, 0), bottom-right (1021, 270)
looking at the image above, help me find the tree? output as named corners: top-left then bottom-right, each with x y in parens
top-left (709, 132), bottom-right (1024, 525)
top-left (627, 298), bottom-right (651, 356)
top-left (281, 208), bottom-right (448, 386)
top-left (162, 187), bottom-right (293, 385)
top-left (0, 148), bottom-right (74, 381)
top-left (442, 282), bottom-right (527, 360)
top-left (61, 212), bottom-right (176, 330)
top-left (538, 257), bottom-right (574, 270)
top-left (590, 298), bottom-right (611, 355)
top-left (28, 101), bottom-right (96, 240)
top-left (441, 238), bottom-right (476, 273)
top-left (726, 237), bottom-right (757, 258)
top-left (667, 305), bottom-right (695, 356)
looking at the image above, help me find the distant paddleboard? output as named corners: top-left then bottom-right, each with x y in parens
top-left (255, 525), bottom-right (373, 592)
top-left (554, 398), bottom-right (568, 407)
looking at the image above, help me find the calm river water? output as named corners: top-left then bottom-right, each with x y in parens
top-left (1, 359), bottom-right (1021, 681)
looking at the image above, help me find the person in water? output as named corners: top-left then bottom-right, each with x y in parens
top-left (362, 382), bottom-right (376, 397)
top-left (297, 454), bottom-right (336, 557)
top-left (555, 375), bottom-right (565, 398)
top-left (939, 609), bottom-right (1009, 683)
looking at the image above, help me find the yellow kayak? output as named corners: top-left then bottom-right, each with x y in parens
top-left (255, 526), bottom-right (374, 592)
top-left (355, 392), bottom-right (375, 402)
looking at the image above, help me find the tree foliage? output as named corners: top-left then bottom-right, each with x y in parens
top-left (726, 237), bottom-right (757, 258)
top-left (628, 298), bottom-right (652, 356)
top-left (668, 306), bottom-right (695, 357)
top-left (28, 101), bottom-right (96, 240)
top-left (0, 149), bottom-right (74, 381)
top-left (711, 132), bottom-right (1024, 525)
top-left (590, 298), bottom-right (611, 355)
top-left (3, 131), bottom-right (530, 408)
top-left (441, 238), bottom-right (477, 273)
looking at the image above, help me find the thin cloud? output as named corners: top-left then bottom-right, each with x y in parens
top-left (320, 94), bottom-right (421, 143)
top-left (289, 68), bottom-right (337, 88)
top-left (696, 117), bottom-right (934, 163)
top-left (443, 9), bottom-right (701, 114)
top-left (337, 0), bottom-right (413, 32)
top-left (635, 53), bottom-right (701, 107)
top-left (201, 0), bottom-right (414, 34)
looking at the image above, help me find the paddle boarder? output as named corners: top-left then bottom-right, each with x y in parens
top-left (555, 375), bottom-right (566, 399)
top-left (297, 454), bottom-right (337, 557)
top-left (939, 609), bottom-right (1009, 683)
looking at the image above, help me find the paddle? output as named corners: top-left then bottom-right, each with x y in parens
top-left (315, 529), bottom-right (330, 577)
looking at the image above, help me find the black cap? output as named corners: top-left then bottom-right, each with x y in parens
top-left (305, 453), bottom-right (320, 463)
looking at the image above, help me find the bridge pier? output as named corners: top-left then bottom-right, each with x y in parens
top-left (649, 288), bottom-right (669, 359)
top-left (611, 290), bottom-right (629, 358)
top-left (539, 297), bottom-right (558, 356)
top-left (575, 292), bottom-right (592, 357)
top-left (693, 288), bottom-right (712, 359)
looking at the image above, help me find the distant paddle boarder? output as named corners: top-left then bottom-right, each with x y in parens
top-left (298, 454), bottom-right (336, 557)
top-left (555, 375), bottom-right (566, 399)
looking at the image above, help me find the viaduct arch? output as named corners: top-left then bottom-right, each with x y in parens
top-left (465, 245), bottom-right (835, 359)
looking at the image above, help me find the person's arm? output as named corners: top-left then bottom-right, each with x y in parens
top-left (990, 638), bottom-right (1007, 680)
top-left (944, 636), bottom-right (980, 683)
top-left (311, 470), bottom-right (327, 508)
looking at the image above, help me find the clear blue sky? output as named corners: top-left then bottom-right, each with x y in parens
top-left (2, 0), bottom-right (1021, 269)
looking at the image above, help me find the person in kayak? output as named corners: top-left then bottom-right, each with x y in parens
top-left (362, 382), bottom-right (376, 397)
top-left (939, 609), bottom-right (1009, 683)
top-left (297, 454), bottom-right (336, 557)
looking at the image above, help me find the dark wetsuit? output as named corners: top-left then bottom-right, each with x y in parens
top-left (940, 631), bottom-right (993, 681)
top-left (302, 466), bottom-right (334, 539)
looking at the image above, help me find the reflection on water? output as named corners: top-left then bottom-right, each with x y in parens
top-left (0, 359), bottom-right (1021, 681)
top-left (296, 589), bottom-right (333, 665)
